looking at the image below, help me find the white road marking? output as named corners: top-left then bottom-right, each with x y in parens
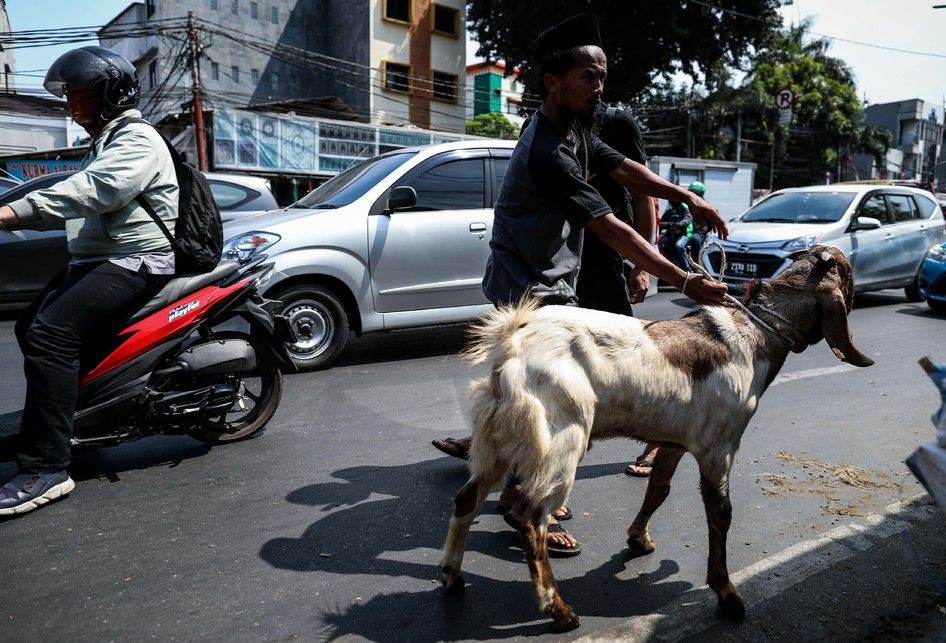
top-left (770, 363), bottom-right (859, 387)
top-left (578, 494), bottom-right (935, 643)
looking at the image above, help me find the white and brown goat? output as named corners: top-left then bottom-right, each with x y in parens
top-left (439, 245), bottom-right (874, 631)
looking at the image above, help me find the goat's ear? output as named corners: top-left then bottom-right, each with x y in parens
top-left (820, 289), bottom-right (874, 367)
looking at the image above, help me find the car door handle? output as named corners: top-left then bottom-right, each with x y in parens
top-left (469, 222), bottom-right (487, 233)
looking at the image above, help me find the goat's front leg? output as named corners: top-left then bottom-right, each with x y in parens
top-left (519, 509), bottom-right (580, 632)
top-left (440, 474), bottom-right (500, 593)
top-left (627, 446), bottom-right (685, 557)
top-left (698, 460), bottom-right (745, 621)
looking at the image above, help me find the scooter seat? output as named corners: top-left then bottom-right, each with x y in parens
top-left (127, 261), bottom-right (241, 323)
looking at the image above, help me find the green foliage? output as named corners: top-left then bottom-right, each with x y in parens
top-left (466, 0), bottom-right (783, 103)
top-left (465, 112), bottom-right (518, 139)
top-left (639, 19), bottom-right (892, 188)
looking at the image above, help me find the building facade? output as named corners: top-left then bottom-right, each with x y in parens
top-left (464, 60), bottom-right (525, 128)
top-left (0, 94), bottom-right (86, 160)
top-left (98, 0), bottom-right (467, 133)
top-left (0, 0), bottom-right (15, 93)
top-left (856, 98), bottom-right (944, 187)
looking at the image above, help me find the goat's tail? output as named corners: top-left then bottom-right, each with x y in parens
top-left (462, 296), bottom-right (541, 366)
top-left (465, 298), bottom-right (551, 482)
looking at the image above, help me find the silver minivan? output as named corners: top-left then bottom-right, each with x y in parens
top-left (702, 184), bottom-right (945, 300)
top-left (222, 140), bottom-right (517, 370)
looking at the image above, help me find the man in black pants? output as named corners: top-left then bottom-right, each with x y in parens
top-left (433, 14), bottom-right (729, 555)
top-left (0, 47), bottom-right (178, 517)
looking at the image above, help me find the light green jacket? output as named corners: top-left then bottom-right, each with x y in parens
top-left (9, 110), bottom-right (179, 262)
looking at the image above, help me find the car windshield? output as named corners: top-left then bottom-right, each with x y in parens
top-left (740, 192), bottom-right (857, 224)
top-left (294, 152), bottom-right (417, 209)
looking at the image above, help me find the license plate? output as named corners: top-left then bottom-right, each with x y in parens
top-left (729, 261), bottom-right (758, 276)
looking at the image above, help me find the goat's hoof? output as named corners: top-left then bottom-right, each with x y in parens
top-left (551, 607), bottom-right (581, 632)
top-left (441, 569), bottom-right (465, 596)
top-left (626, 533), bottom-right (656, 559)
top-left (717, 592), bottom-right (746, 621)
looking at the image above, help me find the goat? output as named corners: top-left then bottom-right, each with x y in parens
top-left (439, 245), bottom-right (874, 631)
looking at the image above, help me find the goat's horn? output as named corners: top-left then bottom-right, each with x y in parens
top-left (819, 250), bottom-right (835, 264)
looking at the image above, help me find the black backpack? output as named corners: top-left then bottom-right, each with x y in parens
top-left (104, 117), bottom-right (223, 273)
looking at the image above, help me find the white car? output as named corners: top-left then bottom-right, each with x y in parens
top-left (702, 184), bottom-right (946, 300)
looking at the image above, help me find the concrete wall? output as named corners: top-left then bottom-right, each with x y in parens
top-left (370, 0), bottom-right (413, 126)
top-left (649, 157), bottom-right (757, 222)
top-left (0, 113), bottom-right (81, 156)
top-left (426, 0), bottom-right (465, 132)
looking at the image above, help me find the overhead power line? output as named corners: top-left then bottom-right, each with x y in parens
top-left (689, 0), bottom-right (946, 60)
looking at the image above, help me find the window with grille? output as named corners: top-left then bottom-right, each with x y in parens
top-left (383, 62), bottom-right (410, 94)
top-left (148, 60), bottom-right (157, 87)
top-left (210, 0), bottom-right (218, 9)
top-left (211, 62), bottom-right (219, 80)
top-left (271, 72), bottom-right (279, 91)
top-left (251, 68), bottom-right (260, 84)
top-left (384, 0), bottom-right (410, 23)
top-left (232, 65), bottom-right (240, 83)
top-left (271, 6), bottom-right (278, 23)
top-left (432, 4), bottom-right (459, 37)
top-left (231, 0), bottom-right (238, 15)
top-left (431, 71), bottom-right (458, 102)
top-left (250, 1), bottom-right (258, 19)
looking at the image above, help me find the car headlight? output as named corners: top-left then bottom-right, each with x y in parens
top-left (782, 234), bottom-right (818, 252)
top-left (222, 231), bottom-right (281, 262)
top-left (929, 244), bottom-right (946, 262)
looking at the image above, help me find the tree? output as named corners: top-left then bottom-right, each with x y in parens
top-left (466, 0), bottom-right (783, 105)
top-left (739, 20), bottom-right (887, 187)
top-left (466, 112), bottom-right (518, 139)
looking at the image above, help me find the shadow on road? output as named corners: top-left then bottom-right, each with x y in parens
top-left (333, 324), bottom-right (470, 369)
top-left (258, 457), bottom-right (692, 640)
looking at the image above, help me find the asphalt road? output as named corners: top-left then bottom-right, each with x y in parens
top-left (0, 290), bottom-right (945, 642)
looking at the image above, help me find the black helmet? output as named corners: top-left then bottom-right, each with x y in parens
top-left (44, 46), bottom-right (140, 117)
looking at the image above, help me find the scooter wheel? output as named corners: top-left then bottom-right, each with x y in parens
top-left (187, 337), bottom-right (283, 444)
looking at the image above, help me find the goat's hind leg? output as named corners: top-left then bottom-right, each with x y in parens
top-left (440, 470), bottom-right (503, 594)
top-left (626, 446), bottom-right (685, 557)
top-left (518, 505), bottom-right (580, 632)
top-left (698, 456), bottom-right (745, 621)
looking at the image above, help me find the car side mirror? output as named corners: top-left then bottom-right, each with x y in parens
top-left (386, 186), bottom-right (417, 213)
top-left (852, 216), bottom-right (882, 231)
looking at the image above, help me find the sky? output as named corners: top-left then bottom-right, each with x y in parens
top-left (7, 0), bottom-right (946, 111)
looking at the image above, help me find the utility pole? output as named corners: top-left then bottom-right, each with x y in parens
top-left (735, 110), bottom-right (743, 162)
top-left (187, 12), bottom-right (208, 171)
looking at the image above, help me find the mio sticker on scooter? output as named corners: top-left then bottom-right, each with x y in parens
top-left (168, 300), bottom-right (200, 323)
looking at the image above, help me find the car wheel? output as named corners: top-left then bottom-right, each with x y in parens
top-left (905, 278), bottom-right (923, 302)
top-left (275, 284), bottom-right (349, 370)
top-left (930, 298), bottom-right (946, 314)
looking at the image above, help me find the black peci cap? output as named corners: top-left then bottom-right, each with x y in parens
top-left (533, 14), bottom-right (602, 63)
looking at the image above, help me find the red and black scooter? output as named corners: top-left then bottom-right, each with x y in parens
top-left (70, 256), bottom-right (294, 447)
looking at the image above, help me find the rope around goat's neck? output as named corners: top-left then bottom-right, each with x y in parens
top-left (686, 241), bottom-right (801, 346)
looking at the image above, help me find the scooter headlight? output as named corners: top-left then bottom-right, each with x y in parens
top-left (223, 232), bottom-right (281, 262)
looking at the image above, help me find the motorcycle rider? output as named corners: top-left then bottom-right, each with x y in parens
top-left (0, 47), bottom-right (178, 517)
top-left (657, 181), bottom-right (706, 270)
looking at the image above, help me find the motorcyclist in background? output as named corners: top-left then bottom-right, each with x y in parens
top-left (0, 46), bottom-right (178, 518)
top-left (657, 181), bottom-right (706, 270)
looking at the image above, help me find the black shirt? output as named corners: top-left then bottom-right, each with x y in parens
top-left (482, 110), bottom-right (625, 306)
top-left (577, 108), bottom-right (648, 314)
